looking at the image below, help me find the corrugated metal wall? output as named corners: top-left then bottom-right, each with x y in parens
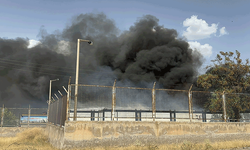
top-left (48, 95), bottom-right (67, 126)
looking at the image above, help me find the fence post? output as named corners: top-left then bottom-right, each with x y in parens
top-left (56, 100), bottom-right (59, 125)
top-left (73, 85), bottom-right (77, 121)
top-left (138, 110), bottom-right (141, 121)
top-left (103, 109), bottom-right (105, 121)
top-left (202, 111), bottom-right (207, 122)
top-left (222, 91), bottom-right (227, 122)
top-left (28, 105), bottom-right (30, 128)
top-left (66, 76), bottom-right (71, 122)
top-left (68, 85), bottom-right (71, 121)
top-left (174, 110), bottom-right (176, 122)
top-left (98, 111), bottom-right (99, 121)
top-left (170, 110), bottom-right (172, 121)
top-left (117, 111), bottom-right (118, 121)
top-left (47, 100), bottom-right (50, 124)
top-left (66, 87), bottom-right (69, 122)
top-left (1, 104), bottom-right (4, 127)
top-left (111, 79), bottom-right (116, 121)
top-left (188, 84), bottom-right (193, 122)
top-left (91, 110), bottom-right (95, 121)
top-left (152, 82), bottom-right (156, 121)
top-left (60, 96), bottom-right (64, 127)
top-left (135, 109), bottom-right (138, 121)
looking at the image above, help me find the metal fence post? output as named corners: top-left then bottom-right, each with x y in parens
top-left (91, 110), bottom-right (95, 121)
top-left (170, 110), bottom-right (172, 121)
top-left (60, 96), bottom-right (64, 127)
top-left (202, 111), bottom-right (207, 122)
top-left (73, 82), bottom-right (78, 121)
top-left (135, 109), bottom-right (138, 121)
top-left (68, 85), bottom-right (71, 121)
top-left (56, 100), bottom-right (59, 125)
top-left (188, 84), bottom-right (193, 122)
top-left (1, 104), bottom-right (4, 127)
top-left (47, 100), bottom-right (50, 124)
top-left (28, 105), bottom-right (30, 128)
top-left (222, 91), bottom-right (227, 122)
top-left (66, 85), bottom-right (69, 122)
top-left (138, 110), bottom-right (141, 121)
top-left (103, 109), bottom-right (105, 121)
top-left (152, 82), bottom-right (156, 121)
top-left (65, 76), bottom-right (71, 122)
top-left (117, 111), bottom-right (118, 121)
top-left (174, 110), bottom-right (176, 122)
top-left (111, 79), bottom-right (116, 121)
top-left (98, 111), bottom-right (99, 121)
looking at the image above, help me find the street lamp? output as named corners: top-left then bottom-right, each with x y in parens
top-left (74, 39), bottom-right (93, 121)
top-left (47, 78), bottom-right (59, 123)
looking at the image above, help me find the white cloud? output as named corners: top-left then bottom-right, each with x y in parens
top-left (219, 27), bottom-right (228, 37)
top-left (28, 40), bottom-right (41, 48)
top-left (183, 15), bottom-right (218, 40)
top-left (188, 41), bottom-right (212, 58)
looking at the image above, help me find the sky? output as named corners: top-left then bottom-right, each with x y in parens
top-left (1, 0), bottom-right (250, 74)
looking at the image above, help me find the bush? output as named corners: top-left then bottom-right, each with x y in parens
top-left (0, 108), bottom-right (17, 127)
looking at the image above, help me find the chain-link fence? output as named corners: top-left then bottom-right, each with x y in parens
top-left (67, 83), bottom-right (250, 122)
top-left (224, 93), bottom-right (250, 122)
top-left (0, 105), bottom-right (47, 127)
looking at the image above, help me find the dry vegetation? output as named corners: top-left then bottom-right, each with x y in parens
top-left (0, 128), bottom-right (54, 150)
top-left (0, 128), bottom-right (250, 150)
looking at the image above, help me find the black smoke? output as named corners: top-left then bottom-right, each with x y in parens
top-left (0, 13), bottom-right (203, 108)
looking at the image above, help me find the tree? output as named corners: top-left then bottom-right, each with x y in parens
top-left (197, 50), bottom-right (250, 121)
top-left (0, 108), bottom-right (17, 126)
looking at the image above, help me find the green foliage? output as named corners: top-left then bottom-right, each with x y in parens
top-left (197, 50), bottom-right (250, 121)
top-left (0, 108), bottom-right (17, 126)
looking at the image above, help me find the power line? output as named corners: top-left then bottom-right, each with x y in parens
top-left (0, 57), bottom-right (209, 78)
top-left (0, 66), bottom-right (72, 78)
top-left (0, 58), bottom-right (75, 70)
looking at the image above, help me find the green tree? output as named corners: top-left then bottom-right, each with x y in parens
top-left (197, 50), bottom-right (250, 121)
top-left (0, 108), bottom-right (17, 126)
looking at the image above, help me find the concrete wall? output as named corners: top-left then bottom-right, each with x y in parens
top-left (45, 123), bottom-right (64, 149)
top-left (62, 121), bottom-right (250, 149)
top-left (0, 127), bottom-right (45, 137)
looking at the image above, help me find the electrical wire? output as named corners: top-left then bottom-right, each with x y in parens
top-left (0, 65), bottom-right (72, 78)
top-left (0, 57), bottom-right (208, 78)
top-left (0, 59), bottom-right (97, 74)
top-left (0, 57), bottom-right (213, 91)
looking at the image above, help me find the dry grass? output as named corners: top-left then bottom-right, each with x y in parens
top-left (0, 127), bottom-right (55, 150)
top-left (0, 128), bottom-right (250, 150)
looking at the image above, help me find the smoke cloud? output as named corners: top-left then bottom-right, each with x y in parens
top-left (0, 13), bottom-right (203, 108)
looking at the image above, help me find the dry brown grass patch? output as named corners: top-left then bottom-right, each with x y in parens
top-left (1, 128), bottom-right (250, 150)
top-left (0, 127), bottom-right (56, 150)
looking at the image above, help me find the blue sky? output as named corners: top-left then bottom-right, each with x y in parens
top-left (1, 0), bottom-right (250, 74)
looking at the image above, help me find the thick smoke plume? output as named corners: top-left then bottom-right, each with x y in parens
top-left (0, 13), bottom-right (203, 108)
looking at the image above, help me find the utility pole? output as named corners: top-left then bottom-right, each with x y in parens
top-left (74, 39), bottom-right (93, 121)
